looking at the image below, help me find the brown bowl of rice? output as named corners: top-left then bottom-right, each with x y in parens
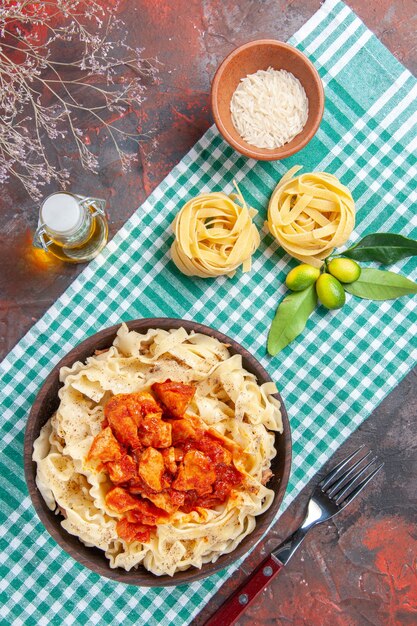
top-left (211, 39), bottom-right (324, 161)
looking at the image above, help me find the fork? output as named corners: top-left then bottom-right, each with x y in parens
top-left (204, 446), bottom-right (383, 626)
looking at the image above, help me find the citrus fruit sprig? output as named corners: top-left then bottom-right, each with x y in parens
top-left (268, 254), bottom-right (417, 357)
top-left (285, 258), bottom-right (360, 311)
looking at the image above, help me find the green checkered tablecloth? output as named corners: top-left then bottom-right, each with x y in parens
top-left (1, 0), bottom-right (416, 623)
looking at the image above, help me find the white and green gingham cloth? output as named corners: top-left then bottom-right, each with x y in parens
top-left (1, 1), bottom-right (416, 624)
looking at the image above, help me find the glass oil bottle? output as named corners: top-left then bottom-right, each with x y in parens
top-left (33, 192), bottom-right (108, 263)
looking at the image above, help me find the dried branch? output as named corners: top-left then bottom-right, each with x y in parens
top-left (0, 0), bottom-right (158, 199)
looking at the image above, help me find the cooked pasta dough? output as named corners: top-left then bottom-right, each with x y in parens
top-left (171, 187), bottom-right (260, 278)
top-left (268, 166), bottom-right (355, 267)
top-left (33, 324), bottom-right (282, 576)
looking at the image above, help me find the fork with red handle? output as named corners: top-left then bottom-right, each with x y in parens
top-left (204, 446), bottom-right (383, 626)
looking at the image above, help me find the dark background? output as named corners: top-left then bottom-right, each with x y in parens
top-left (1, 1), bottom-right (416, 624)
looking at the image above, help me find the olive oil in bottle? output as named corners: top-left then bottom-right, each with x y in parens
top-left (33, 192), bottom-right (108, 263)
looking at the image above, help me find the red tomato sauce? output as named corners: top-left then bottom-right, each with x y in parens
top-left (87, 386), bottom-right (245, 544)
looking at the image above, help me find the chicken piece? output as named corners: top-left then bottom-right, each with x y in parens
top-left (211, 462), bottom-right (243, 500)
top-left (116, 518), bottom-right (152, 543)
top-left (104, 392), bottom-right (163, 449)
top-left (106, 486), bottom-right (167, 525)
top-left (172, 450), bottom-right (216, 495)
top-left (143, 489), bottom-right (185, 515)
top-left (138, 416), bottom-right (172, 449)
top-left (125, 499), bottom-right (168, 525)
top-left (123, 392), bottom-right (163, 424)
top-left (105, 396), bottom-right (140, 449)
top-left (162, 447), bottom-right (177, 475)
top-left (106, 455), bottom-right (137, 484)
top-left (105, 487), bottom-right (141, 513)
top-left (170, 418), bottom-right (199, 444)
top-left (87, 426), bottom-right (123, 465)
top-left (197, 434), bottom-right (232, 465)
top-left (152, 381), bottom-right (196, 418)
top-left (138, 447), bottom-right (165, 492)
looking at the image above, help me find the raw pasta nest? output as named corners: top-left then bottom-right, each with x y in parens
top-left (33, 324), bottom-right (282, 576)
top-left (268, 166), bottom-right (355, 267)
top-left (171, 187), bottom-right (260, 278)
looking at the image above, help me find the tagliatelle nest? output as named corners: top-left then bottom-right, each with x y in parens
top-left (171, 185), bottom-right (260, 278)
top-left (267, 166), bottom-right (355, 268)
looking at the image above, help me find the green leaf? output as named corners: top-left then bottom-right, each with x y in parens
top-left (267, 285), bottom-right (317, 356)
top-left (344, 268), bottom-right (417, 300)
top-left (342, 233), bottom-right (417, 264)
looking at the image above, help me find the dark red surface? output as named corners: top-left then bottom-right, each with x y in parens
top-left (1, 2), bottom-right (416, 625)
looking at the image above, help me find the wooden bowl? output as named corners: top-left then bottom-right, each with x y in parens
top-left (24, 318), bottom-right (291, 586)
top-left (211, 39), bottom-right (324, 160)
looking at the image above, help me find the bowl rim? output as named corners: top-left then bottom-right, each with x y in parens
top-left (211, 38), bottom-right (325, 160)
top-left (24, 317), bottom-right (292, 586)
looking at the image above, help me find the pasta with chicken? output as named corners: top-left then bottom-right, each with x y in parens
top-left (33, 324), bottom-right (282, 576)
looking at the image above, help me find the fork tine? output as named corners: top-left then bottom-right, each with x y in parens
top-left (319, 445), bottom-right (367, 491)
top-left (327, 453), bottom-right (375, 498)
top-left (336, 463), bottom-right (384, 507)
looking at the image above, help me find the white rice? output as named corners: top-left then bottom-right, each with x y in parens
top-left (230, 67), bottom-right (309, 149)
